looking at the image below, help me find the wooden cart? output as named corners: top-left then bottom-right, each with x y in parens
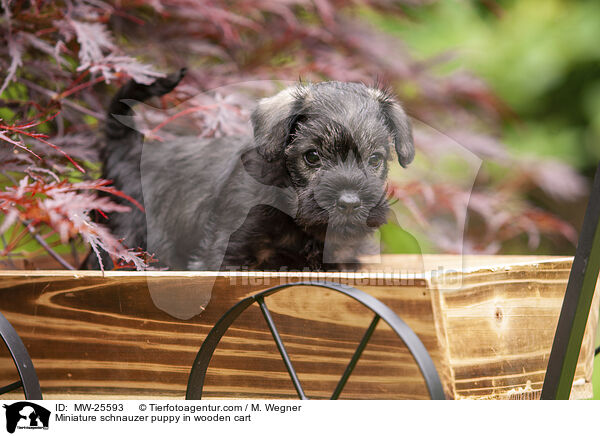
top-left (1, 254), bottom-right (598, 400)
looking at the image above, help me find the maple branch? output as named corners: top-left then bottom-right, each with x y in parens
top-left (24, 222), bottom-right (76, 270)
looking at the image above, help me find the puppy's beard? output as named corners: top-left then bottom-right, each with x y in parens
top-left (365, 201), bottom-right (389, 227)
top-left (295, 191), bottom-right (389, 242)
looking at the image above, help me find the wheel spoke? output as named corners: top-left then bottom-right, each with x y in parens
top-left (256, 296), bottom-right (307, 400)
top-left (0, 380), bottom-right (22, 395)
top-left (331, 314), bottom-right (380, 400)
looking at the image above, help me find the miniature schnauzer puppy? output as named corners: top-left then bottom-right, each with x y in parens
top-left (87, 70), bottom-right (414, 271)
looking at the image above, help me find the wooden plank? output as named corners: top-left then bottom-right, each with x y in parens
top-left (0, 255), bottom-right (596, 400)
top-left (430, 259), bottom-right (599, 400)
top-left (0, 270), bottom-right (448, 399)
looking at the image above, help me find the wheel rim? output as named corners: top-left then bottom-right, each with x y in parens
top-left (186, 281), bottom-right (445, 400)
top-left (0, 312), bottom-right (42, 400)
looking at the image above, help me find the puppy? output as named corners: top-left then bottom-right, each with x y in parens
top-left (87, 71), bottom-right (414, 271)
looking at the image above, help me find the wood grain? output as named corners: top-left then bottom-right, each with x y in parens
top-left (430, 259), bottom-right (599, 399)
top-left (0, 255), bottom-right (596, 400)
top-left (0, 270), bottom-right (444, 399)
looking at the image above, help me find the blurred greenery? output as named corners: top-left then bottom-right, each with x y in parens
top-left (377, 224), bottom-right (425, 254)
top-left (595, 342), bottom-right (599, 399)
top-left (595, 321), bottom-right (600, 399)
top-left (366, 0), bottom-right (600, 176)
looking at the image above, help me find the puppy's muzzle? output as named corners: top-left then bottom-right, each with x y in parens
top-left (336, 190), bottom-right (361, 215)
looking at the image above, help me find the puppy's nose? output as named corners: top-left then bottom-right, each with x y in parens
top-left (336, 191), bottom-right (361, 214)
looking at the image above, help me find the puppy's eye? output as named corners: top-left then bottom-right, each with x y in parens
top-left (368, 153), bottom-right (384, 168)
top-left (303, 149), bottom-right (321, 166)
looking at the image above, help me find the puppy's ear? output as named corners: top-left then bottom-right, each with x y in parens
top-left (251, 86), bottom-right (307, 161)
top-left (373, 90), bottom-right (415, 168)
top-left (240, 147), bottom-right (289, 188)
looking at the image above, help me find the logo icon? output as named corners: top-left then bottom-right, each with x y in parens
top-left (2, 402), bottom-right (50, 433)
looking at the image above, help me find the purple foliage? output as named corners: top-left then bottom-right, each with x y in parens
top-left (0, 0), bottom-right (586, 269)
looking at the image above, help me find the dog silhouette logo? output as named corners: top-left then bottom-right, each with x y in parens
top-left (2, 402), bottom-right (50, 433)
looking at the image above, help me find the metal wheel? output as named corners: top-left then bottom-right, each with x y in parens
top-left (186, 281), bottom-right (445, 400)
top-left (0, 312), bottom-right (42, 400)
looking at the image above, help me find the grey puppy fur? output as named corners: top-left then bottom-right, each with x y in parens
top-left (86, 70), bottom-right (414, 271)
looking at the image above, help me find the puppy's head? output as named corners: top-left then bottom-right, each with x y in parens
top-left (250, 81), bottom-right (414, 241)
